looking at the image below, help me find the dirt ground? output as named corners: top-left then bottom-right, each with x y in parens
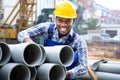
top-left (87, 41), bottom-right (120, 61)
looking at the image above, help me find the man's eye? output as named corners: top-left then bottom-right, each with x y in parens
top-left (58, 20), bottom-right (62, 23)
top-left (67, 21), bottom-right (71, 23)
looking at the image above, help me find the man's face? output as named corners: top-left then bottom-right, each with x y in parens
top-left (56, 17), bottom-right (74, 37)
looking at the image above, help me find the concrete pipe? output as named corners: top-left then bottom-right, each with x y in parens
top-left (8, 43), bottom-right (43, 67)
top-left (95, 72), bottom-right (120, 80)
top-left (36, 63), bottom-right (66, 80)
top-left (89, 60), bottom-right (120, 74)
top-left (44, 45), bottom-right (74, 67)
top-left (0, 42), bottom-right (11, 66)
top-left (79, 71), bottom-right (120, 80)
top-left (0, 63), bottom-right (30, 80)
top-left (38, 45), bottom-right (46, 65)
top-left (0, 47), bottom-right (2, 61)
top-left (96, 62), bottom-right (120, 74)
top-left (29, 67), bottom-right (37, 80)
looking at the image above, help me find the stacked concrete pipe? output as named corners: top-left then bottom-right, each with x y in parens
top-left (0, 63), bottom-right (30, 80)
top-left (29, 67), bottom-right (37, 80)
top-left (8, 43), bottom-right (43, 67)
top-left (0, 42), bottom-right (74, 80)
top-left (0, 47), bottom-right (2, 61)
top-left (36, 63), bottom-right (66, 80)
top-left (44, 45), bottom-right (74, 67)
top-left (0, 42), bottom-right (11, 66)
top-left (38, 45), bottom-right (46, 65)
top-left (80, 60), bottom-right (120, 80)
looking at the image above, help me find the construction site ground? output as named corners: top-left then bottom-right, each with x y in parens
top-left (88, 41), bottom-right (120, 61)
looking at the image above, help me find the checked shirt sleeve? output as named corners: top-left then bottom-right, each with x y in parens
top-left (17, 22), bottom-right (51, 42)
top-left (68, 36), bottom-right (88, 79)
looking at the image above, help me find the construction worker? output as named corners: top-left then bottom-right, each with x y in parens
top-left (17, 1), bottom-right (88, 80)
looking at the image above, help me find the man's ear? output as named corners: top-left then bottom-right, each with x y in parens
top-left (55, 16), bottom-right (58, 21)
top-left (73, 18), bottom-right (76, 24)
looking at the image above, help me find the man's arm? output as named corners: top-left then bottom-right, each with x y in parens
top-left (17, 22), bottom-right (51, 43)
top-left (68, 37), bottom-right (88, 79)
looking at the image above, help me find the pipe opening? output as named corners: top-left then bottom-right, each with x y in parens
top-left (10, 65), bottom-right (30, 80)
top-left (29, 67), bottom-right (37, 80)
top-left (0, 47), bottom-right (2, 61)
top-left (24, 44), bottom-right (42, 66)
top-left (0, 43), bottom-right (11, 66)
top-left (60, 46), bottom-right (74, 66)
top-left (39, 45), bottom-right (46, 65)
top-left (49, 65), bottom-right (65, 80)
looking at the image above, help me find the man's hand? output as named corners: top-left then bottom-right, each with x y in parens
top-left (66, 71), bottom-right (70, 78)
top-left (23, 38), bottom-right (35, 43)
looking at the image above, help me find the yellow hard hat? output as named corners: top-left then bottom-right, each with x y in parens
top-left (53, 1), bottom-right (77, 18)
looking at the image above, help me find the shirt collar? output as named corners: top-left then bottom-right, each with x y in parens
top-left (69, 28), bottom-right (74, 37)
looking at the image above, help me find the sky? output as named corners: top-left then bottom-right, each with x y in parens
top-left (94, 0), bottom-right (120, 10)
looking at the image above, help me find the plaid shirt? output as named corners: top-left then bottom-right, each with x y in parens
top-left (18, 22), bottom-right (88, 79)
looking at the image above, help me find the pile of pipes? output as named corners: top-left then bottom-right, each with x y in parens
top-left (80, 60), bottom-right (120, 80)
top-left (0, 42), bottom-right (74, 80)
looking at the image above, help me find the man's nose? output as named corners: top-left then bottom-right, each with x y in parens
top-left (61, 22), bottom-right (67, 27)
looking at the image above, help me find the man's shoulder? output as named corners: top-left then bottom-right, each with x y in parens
top-left (73, 32), bottom-right (86, 42)
top-left (38, 22), bottom-right (55, 28)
